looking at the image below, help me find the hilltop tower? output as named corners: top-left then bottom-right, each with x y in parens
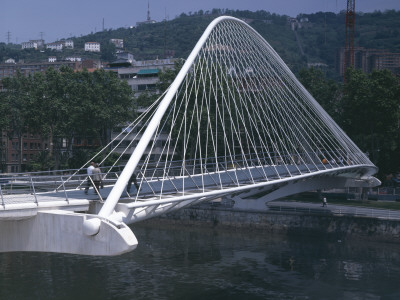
top-left (147, 1), bottom-right (151, 22)
top-left (136, 1), bottom-right (156, 26)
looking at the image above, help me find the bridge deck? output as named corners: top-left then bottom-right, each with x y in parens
top-left (0, 162), bottom-right (367, 215)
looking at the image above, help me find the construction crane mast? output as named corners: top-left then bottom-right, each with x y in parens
top-left (344, 0), bottom-right (355, 80)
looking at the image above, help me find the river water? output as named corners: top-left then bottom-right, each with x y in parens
top-left (1, 222), bottom-right (400, 300)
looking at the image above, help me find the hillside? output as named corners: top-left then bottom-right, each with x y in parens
top-left (1, 9), bottom-right (399, 80)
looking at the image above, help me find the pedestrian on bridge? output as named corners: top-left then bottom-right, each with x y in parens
top-left (322, 197), bottom-right (328, 207)
top-left (84, 162), bottom-right (95, 194)
top-left (127, 173), bottom-right (139, 195)
top-left (92, 164), bottom-right (103, 196)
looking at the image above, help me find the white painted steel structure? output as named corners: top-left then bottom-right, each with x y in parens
top-left (96, 15), bottom-right (378, 220)
top-left (0, 16), bottom-right (379, 256)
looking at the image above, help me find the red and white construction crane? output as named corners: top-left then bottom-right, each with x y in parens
top-left (344, 0), bottom-right (356, 80)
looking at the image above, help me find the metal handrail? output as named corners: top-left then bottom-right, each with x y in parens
top-left (0, 183), bottom-right (4, 207)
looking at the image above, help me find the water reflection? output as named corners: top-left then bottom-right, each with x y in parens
top-left (1, 222), bottom-right (400, 299)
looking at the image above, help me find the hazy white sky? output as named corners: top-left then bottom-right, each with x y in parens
top-left (2, 0), bottom-right (400, 43)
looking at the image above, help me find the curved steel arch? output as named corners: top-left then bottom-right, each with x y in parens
top-left (99, 16), bottom-right (250, 218)
top-left (98, 16), bottom-right (378, 220)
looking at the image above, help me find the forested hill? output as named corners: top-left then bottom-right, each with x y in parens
top-left (67, 9), bottom-right (400, 78)
top-left (2, 9), bottom-right (400, 79)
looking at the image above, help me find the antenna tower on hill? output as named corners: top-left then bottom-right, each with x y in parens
top-left (147, 1), bottom-right (151, 22)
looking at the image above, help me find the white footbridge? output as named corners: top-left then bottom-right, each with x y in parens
top-left (0, 16), bottom-right (379, 256)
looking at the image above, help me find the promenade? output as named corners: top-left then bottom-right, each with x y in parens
top-left (268, 200), bottom-right (400, 221)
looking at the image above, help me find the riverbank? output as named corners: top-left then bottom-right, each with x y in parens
top-left (143, 201), bottom-right (400, 243)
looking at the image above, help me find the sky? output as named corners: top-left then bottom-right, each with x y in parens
top-left (2, 0), bottom-right (400, 44)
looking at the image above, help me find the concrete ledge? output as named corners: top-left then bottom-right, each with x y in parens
top-left (0, 200), bottom-right (90, 220)
top-left (0, 210), bottom-right (138, 256)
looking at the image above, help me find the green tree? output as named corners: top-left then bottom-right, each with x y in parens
top-left (100, 42), bottom-right (116, 62)
top-left (28, 68), bottom-right (68, 168)
top-left (26, 67), bottom-right (134, 170)
top-left (340, 68), bottom-right (400, 177)
top-left (88, 69), bottom-right (134, 147)
top-left (298, 67), bottom-right (340, 119)
top-left (1, 71), bottom-right (32, 172)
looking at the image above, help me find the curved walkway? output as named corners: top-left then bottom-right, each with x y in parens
top-left (268, 200), bottom-right (400, 220)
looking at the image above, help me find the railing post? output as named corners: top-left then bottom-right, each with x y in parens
top-left (61, 176), bottom-right (69, 204)
top-left (29, 175), bottom-right (38, 205)
top-left (0, 183), bottom-right (4, 208)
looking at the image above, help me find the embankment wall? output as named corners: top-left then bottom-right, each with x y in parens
top-left (144, 207), bottom-right (400, 242)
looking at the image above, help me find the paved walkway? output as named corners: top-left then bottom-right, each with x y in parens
top-left (268, 200), bottom-right (400, 220)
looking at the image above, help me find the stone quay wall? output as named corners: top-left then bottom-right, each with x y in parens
top-left (144, 206), bottom-right (400, 243)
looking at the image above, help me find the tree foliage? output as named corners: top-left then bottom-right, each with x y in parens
top-left (299, 67), bottom-right (400, 179)
top-left (3, 10), bottom-right (400, 79)
top-left (0, 67), bottom-right (134, 170)
top-left (298, 67), bottom-right (340, 118)
top-left (339, 68), bottom-right (400, 176)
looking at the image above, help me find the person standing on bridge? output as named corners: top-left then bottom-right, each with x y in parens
top-left (127, 172), bottom-right (139, 195)
top-left (322, 197), bottom-right (328, 207)
top-left (84, 162), bottom-right (95, 194)
top-left (91, 163), bottom-right (103, 196)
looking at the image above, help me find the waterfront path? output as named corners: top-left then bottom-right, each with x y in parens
top-left (268, 200), bottom-right (400, 221)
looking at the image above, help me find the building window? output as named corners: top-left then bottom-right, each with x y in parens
top-left (138, 84), bottom-right (156, 91)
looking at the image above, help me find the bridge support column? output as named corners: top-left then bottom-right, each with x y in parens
top-left (0, 211), bottom-right (137, 256)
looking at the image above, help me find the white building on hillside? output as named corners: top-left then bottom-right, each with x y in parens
top-left (21, 39), bottom-right (45, 50)
top-left (85, 42), bottom-right (100, 52)
top-left (110, 39), bottom-right (124, 48)
top-left (65, 56), bottom-right (82, 62)
top-left (47, 42), bottom-right (64, 51)
top-left (22, 41), bottom-right (37, 50)
top-left (64, 40), bottom-right (74, 49)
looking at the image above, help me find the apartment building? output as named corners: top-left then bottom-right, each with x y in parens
top-left (337, 47), bottom-right (400, 77)
top-left (64, 40), bottom-right (74, 49)
top-left (106, 53), bottom-right (177, 162)
top-left (85, 42), bottom-right (101, 52)
top-left (0, 60), bottom-right (78, 80)
top-left (0, 131), bottom-right (49, 173)
top-left (21, 39), bottom-right (45, 50)
top-left (46, 42), bottom-right (64, 51)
